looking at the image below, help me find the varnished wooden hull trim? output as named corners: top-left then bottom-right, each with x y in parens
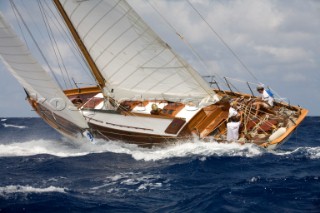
top-left (28, 98), bottom-right (84, 138)
top-left (88, 122), bottom-right (190, 147)
top-left (261, 108), bottom-right (309, 148)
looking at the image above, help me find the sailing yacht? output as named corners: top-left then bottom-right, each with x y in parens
top-left (0, 0), bottom-right (308, 149)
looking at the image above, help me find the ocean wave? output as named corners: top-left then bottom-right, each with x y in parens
top-left (76, 138), bottom-right (265, 161)
top-left (2, 123), bottom-right (27, 129)
top-left (90, 172), bottom-right (167, 193)
top-left (127, 141), bottom-right (263, 161)
top-left (1, 119), bottom-right (7, 122)
top-left (270, 146), bottom-right (320, 159)
top-left (2, 138), bottom-right (319, 161)
top-left (294, 147), bottom-right (320, 159)
top-left (0, 138), bottom-right (264, 160)
top-left (0, 185), bottom-right (67, 197)
top-left (0, 139), bottom-right (91, 157)
top-left (305, 147), bottom-right (320, 159)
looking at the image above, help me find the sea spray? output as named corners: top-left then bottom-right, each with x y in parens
top-left (0, 137), bottom-right (264, 160)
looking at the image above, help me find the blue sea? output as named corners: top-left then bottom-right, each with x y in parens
top-left (0, 117), bottom-right (319, 212)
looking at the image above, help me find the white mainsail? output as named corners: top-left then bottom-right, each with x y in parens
top-left (59, 0), bottom-right (218, 101)
top-left (0, 13), bottom-right (88, 129)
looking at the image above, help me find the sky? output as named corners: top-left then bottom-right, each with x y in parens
top-left (0, 0), bottom-right (319, 117)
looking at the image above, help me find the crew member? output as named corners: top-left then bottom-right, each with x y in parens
top-left (253, 86), bottom-right (274, 117)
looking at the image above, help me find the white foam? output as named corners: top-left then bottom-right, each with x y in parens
top-left (249, 176), bottom-right (260, 183)
top-left (2, 123), bottom-right (27, 129)
top-left (2, 135), bottom-right (318, 161)
top-left (69, 138), bottom-right (265, 161)
top-left (137, 182), bottom-right (162, 191)
top-left (0, 139), bottom-right (91, 157)
top-left (1, 119), bottom-right (7, 122)
top-left (0, 137), bottom-right (265, 160)
top-left (91, 172), bottom-right (166, 193)
top-left (269, 146), bottom-right (320, 159)
top-left (75, 137), bottom-right (265, 161)
top-left (0, 185), bottom-right (67, 197)
top-left (129, 141), bottom-right (263, 161)
top-left (303, 147), bottom-right (320, 159)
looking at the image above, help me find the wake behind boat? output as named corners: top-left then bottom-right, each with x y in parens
top-left (0, 0), bottom-right (307, 150)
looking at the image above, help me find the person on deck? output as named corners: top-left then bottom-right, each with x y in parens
top-left (150, 103), bottom-right (162, 115)
top-left (253, 86), bottom-right (274, 117)
top-left (72, 95), bottom-right (83, 105)
top-left (227, 112), bottom-right (243, 142)
top-left (228, 101), bottom-right (239, 120)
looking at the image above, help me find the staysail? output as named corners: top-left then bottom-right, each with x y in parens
top-left (0, 13), bottom-right (88, 128)
top-left (57, 0), bottom-right (218, 101)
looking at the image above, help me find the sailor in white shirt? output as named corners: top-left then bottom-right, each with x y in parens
top-left (228, 101), bottom-right (239, 119)
top-left (261, 88), bottom-right (274, 107)
top-left (227, 113), bottom-right (242, 142)
top-left (253, 86), bottom-right (274, 117)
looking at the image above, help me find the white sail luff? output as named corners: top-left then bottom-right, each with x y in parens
top-left (58, 0), bottom-right (217, 101)
top-left (0, 13), bottom-right (88, 129)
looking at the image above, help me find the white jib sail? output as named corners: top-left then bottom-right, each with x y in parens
top-left (59, 0), bottom-right (219, 102)
top-left (0, 13), bottom-right (88, 129)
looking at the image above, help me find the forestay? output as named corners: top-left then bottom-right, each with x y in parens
top-left (58, 0), bottom-right (218, 101)
top-left (0, 13), bottom-right (88, 129)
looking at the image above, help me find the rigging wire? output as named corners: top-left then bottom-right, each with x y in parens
top-left (143, 0), bottom-right (238, 96)
top-left (9, 0), bottom-right (29, 49)
top-left (11, 0), bottom-right (96, 89)
top-left (145, 1), bottom-right (285, 101)
top-left (44, 0), bottom-right (96, 84)
top-left (37, 0), bottom-right (71, 89)
top-left (9, 0), bottom-right (63, 89)
top-left (41, 1), bottom-right (95, 88)
top-left (186, 0), bottom-right (259, 82)
top-left (144, 0), bottom-right (227, 87)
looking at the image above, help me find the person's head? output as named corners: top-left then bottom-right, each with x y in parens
top-left (151, 103), bottom-right (158, 111)
top-left (230, 101), bottom-right (238, 108)
top-left (256, 86), bottom-right (264, 93)
top-left (229, 115), bottom-right (240, 122)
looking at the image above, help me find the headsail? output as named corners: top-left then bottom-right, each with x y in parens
top-left (0, 13), bottom-right (88, 128)
top-left (57, 0), bottom-right (218, 101)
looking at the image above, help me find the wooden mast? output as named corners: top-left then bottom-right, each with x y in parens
top-left (53, 0), bottom-right (106, 89)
